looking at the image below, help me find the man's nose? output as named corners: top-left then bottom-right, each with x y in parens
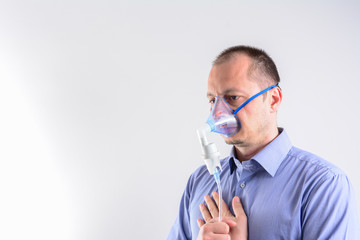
top-left (214, 110), bottom-right (223, 118)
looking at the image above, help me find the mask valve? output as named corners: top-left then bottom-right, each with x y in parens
top-left (197, 124), bottom-right (223, 221)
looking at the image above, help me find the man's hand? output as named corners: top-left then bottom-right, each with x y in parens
top-left (196, 218), bottom-right (236, 240)
top-left (197, 192), bottom-right (248, 240)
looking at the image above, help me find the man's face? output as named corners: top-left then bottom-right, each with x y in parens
top-left (207, 55), bottom-right (273, 147)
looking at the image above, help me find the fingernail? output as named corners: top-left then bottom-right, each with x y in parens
top-left (234, 196), bottom-right (240, 202)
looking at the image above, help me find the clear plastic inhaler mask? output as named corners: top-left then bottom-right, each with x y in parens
top-left (197, 83), bottom-right (278, 222)
top-left (206, 83), bottom-right (279, 137)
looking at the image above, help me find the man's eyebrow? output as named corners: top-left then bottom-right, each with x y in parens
top-left (207, 88), bottom-right (246, 97)
top-left (207, 92), bottom-right (215, 97)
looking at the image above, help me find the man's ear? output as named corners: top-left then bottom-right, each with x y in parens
top-left (269, 87), bottom-right (282, 113)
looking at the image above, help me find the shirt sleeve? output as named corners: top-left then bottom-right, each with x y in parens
top-left (167, 174), bottom-right (194, 240)
top-left (302, 173), bottom-right (360, 239)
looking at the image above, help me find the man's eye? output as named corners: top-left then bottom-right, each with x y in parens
top-left (225, 96), bottom-right (240, 102)
top-left (209, 99), bottom-right (215, 104)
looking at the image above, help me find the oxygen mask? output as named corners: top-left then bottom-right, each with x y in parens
top-left (206, 83), bottom-right (279, 137)
top-left (206, 97), bottom-right (241, 137)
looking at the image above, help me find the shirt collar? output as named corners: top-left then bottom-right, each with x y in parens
top-left (229, 148), bottom-right (238, 175)
top-left (229, 128), bottom-right (292, 177)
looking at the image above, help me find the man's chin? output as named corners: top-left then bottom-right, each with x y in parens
top-left (222, 132), bottom-right (248, 146)
top-left (224, 138), bottom-right (245, 146)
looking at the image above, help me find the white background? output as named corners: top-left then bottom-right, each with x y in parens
top-left (0, 1), bottom-right (359, 239)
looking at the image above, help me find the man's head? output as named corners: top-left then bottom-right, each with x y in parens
top-left (207, 45), bottom-right (282, 151)
top-left (213, 45), bottom-right (280, 88)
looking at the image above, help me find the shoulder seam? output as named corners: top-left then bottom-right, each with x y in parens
top-left (286, 152), bottom-right (343, 177)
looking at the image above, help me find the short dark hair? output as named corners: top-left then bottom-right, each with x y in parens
top-left (213, 45), bottom-right (280, 86)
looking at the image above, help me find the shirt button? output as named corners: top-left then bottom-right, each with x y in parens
top-left (240, 182), bottom-right (246, 189)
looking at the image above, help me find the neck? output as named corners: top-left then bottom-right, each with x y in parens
top-left (234, 127), bottom-right (279, 162)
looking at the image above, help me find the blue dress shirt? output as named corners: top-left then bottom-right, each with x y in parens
top-left (167, 129), bottom-right (360, 239)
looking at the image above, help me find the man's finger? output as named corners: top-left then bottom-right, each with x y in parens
top-left (197, 222), bottom-right (231, 240)
top-left (223, 218), bottom-right (237, 228)
top-left (197, 219), bottom-right (205, 228)
top-left (211, 192), bottom-right (232, 217)
top-left (204, 194), bottom-right (219, 218)
top-left (232, 196), bottom-right (246, 218)
top-left (200, 203), bottom-right (212, 223)
top-left (204, 221), bottom-right (230, 234)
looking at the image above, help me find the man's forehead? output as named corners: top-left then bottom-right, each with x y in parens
top-left (209, 55), bottom-right (253, 81)
top-left (212, 53), bottom-right (252, 70)
top-left (207, 55), bottom-right (262, 96)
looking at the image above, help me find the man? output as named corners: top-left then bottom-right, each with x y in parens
top-left (167, 45), bottom-right (360, 240)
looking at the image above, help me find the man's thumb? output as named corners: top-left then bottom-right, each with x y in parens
top-left (232, 196), bottom-right (246, 218)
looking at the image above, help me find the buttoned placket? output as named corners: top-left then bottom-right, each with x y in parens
top-left (234, 160), bottom-right (260, 197)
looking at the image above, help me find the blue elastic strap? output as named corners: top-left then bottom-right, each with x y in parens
top-left (233, 84), bottom-right (279, 114)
